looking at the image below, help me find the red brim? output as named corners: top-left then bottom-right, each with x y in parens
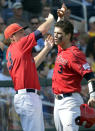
top-left (12, 26), bottom-right (28, 36)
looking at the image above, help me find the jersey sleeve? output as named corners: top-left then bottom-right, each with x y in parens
top-left (17, 32), bottom-right (38, 53)
top-left (69, 48), bottom-right (92, 77)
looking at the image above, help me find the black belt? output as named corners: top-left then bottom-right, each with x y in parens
top-left (16, 89), bottom-right (40, 95)
top-left (55, 93), bottom-right (72, 100)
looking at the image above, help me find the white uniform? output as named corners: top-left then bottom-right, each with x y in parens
top-left (14, 92), bottom-right (44, 131)
top-left (54, 93), bottom-right (84, 131)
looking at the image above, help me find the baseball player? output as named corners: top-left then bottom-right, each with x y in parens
top-left (51, 5), bottom-right (95, 131)
top-left (4, 13), bottom-right (54, 131)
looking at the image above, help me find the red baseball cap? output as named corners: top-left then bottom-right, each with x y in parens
top-left (4, 23), bottom-right (28, 39)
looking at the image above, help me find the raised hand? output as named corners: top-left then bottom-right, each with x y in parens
top-left (57, 3), bottom-right (67, 21)
top-left (34, 34), bottom-right (54, 68)
top-left (45, 34), bottom-right (54, 49)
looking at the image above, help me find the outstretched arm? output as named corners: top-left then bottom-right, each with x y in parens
top-left (34, 35), bottom-right (54, 68)
top-left (34, 2), bottom-right (66, 68)
top-left (37, 14), bottom-right (54, 35)
top-left (37, 3), bottom-right (67, 35)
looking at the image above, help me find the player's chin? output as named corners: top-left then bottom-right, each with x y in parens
top-left (54, 42), bottom-right (59, 46)
top-left (54, 41), bottom-right (59, 45)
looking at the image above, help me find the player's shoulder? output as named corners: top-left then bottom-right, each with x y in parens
top-left (69, 46), bottom-right (86, 59)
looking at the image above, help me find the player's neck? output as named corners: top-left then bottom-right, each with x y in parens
top-left (61, 42), bottom-right (72, 49)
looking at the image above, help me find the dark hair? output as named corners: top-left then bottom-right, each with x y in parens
top-left (3, 38), bottom-right (11, 47)
top-left (54, 20), bottom-right (74, 42)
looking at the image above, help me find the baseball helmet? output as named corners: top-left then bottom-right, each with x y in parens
top-left (75, 104), bottom-right (95, 128)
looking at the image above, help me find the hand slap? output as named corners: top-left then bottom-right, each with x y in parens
top-left (57, 3), bottom-right (67, 18)
top-left (45, 34), bottom-right (54, 49)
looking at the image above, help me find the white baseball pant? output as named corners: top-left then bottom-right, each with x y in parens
top-left (54, 93), bottom-right (84, 131)
top-left (14, 92), bottom-right (44, 131)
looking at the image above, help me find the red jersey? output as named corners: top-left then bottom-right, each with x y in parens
top-left (6, 33), bottom-right (40, 91)
top-left (52, 46), bottom-right (92, 94)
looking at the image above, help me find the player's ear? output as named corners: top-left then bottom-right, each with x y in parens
top-left (10, 35), bottom-right (15, 42)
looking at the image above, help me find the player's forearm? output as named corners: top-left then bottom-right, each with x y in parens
top-left (37, 14), bottom-right (54, 35)
top-left (34, 46), bottom-right (50, 68)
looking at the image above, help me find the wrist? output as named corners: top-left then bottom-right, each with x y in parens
top-left (44, 45), bottom-right (52, 51)
top-left (48, 14), bottom-right (54, 22)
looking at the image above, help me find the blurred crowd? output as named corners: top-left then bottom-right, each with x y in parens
top-left (0, 0), bottom-right (95, 79)
top-left (0, 0), bottom-right (95, 130)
